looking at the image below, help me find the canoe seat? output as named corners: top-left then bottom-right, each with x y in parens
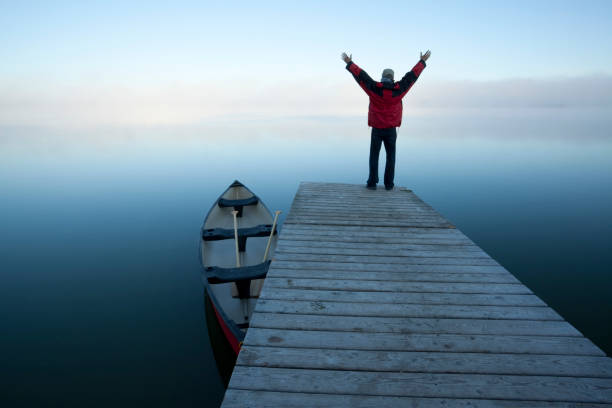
top-left (202, 224), bottom-right (277, 252)
top-left (218, 196), bottom-right (258, 217)
top-left (204, 260), bottom-right (271, 285)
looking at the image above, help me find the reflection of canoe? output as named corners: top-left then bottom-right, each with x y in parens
top-left (200, 180), bottom-right (278, 363)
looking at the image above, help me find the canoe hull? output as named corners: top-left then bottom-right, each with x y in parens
top-left (204, 288), bottom-right (238, 388)
top-left (200, 181), bottom-right (277, 384)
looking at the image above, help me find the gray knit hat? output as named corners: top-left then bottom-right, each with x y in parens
top-left (382, 68), bottom-right (394, 80)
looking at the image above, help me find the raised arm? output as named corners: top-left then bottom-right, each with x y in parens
top-left (397, 50), bottom-right (431, 95)
top-left (341, 52), bottom-right (376, 95)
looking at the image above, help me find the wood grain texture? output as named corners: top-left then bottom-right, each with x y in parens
top-left (271, 260), bottom-right (509, 274)
top-left (237, 346), bottom-right (612, 377)
top-left (281, 223), bottom-right (463, 235)
top-left (220, 182), bottom-right (612, 407)
top-left (228, 366), bottom-right (612, 403)
top-left (244, 327), bottom-right (602, 355)
top-left (253, 299), bottom-right (562, 320)
top-left (267, 268), bottom-right (521, 283)
top-left (259, 287), bottom-right (544, 306)
top-left (223, 390), bottom-right (606, 408)
top-left (264, 277), bottom-right (532, 294)
top-left (249, 313), bottom-right (583, 337)
top-left (275, 245), bottom-right (491, 259)
top-left (273, 252), bottom-right (499, 265)
top-left (277, 240), bottom-right (484, 252)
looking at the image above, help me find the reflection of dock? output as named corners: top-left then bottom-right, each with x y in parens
top-left (221, 182), bottom-right (612, 406)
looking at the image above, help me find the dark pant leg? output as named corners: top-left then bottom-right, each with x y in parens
top-left (368, 128), bottom-right (383, 185)
top-left (382, 128), bottom-right (397, 188)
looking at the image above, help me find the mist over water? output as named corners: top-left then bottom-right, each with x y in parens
top-left (1, 108), bottom-right (611, 406)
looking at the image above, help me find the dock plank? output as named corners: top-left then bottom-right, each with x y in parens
top-left (237, 346), bottom-right (612, 377)
top-left (250, 314), bottom-right (583, 337)
top-left (275, 245), bottom-right (491, 258)
top-left (268, 268), bottom-right (521, 283)
top-left (223, 390), bottom-right (604, 408)
top-left (254, 299), bottom-right (562, 320)
top-left (273, 253), bottom-right (500, 265)
top-left (264, 277), bottom-right (532, 294)
top-left (229, 366), bottom-right (612, 403)
top-left (277, 240), bottom-right (484, 251)
top-left (271, 260), bottom-right (509, 274)
top-left (245, 327), bottom-right (602, 355)
top-left (259, 288), bottom-right (544, 306)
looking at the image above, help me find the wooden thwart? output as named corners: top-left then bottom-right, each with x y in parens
top-left (221, 182), bottom-right (612, 407)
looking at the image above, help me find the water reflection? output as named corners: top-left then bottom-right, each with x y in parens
top-left (1, 109), bottom-right (611, 406)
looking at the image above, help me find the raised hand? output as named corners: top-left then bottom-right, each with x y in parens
top-left (420, 50), bottom-right (431, 62)
top-left (341, 52), bottom-right (352, 63)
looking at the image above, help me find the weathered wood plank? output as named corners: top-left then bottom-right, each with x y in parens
top-left (270, 261), bottom-right (509, 274)
top-left (292, 199), bottom-right (427, 205)
top-left (284, 219), bottom-right (453, 227)
top-left (269, 268), bottom-right (520, 284)
top-left (279, 234), bottom-right (469, 244)
top-left (294, 191), bottom-right (425, 200)
top-left (281, 225), bottom-right (469, 238)
top-left (291, 198), bottom-right (428, 205)
top-left (278, 233), bottom-right (475, 245)
top-left (287, 211), bottom-right (446, 220)
top-left (245, 327), bottom-right (601, 355)
top-left (259, 288), bottom-right (544, 306)
top-left (284, 217), bottom-right (453, 228)
top-left (294, 189), bottom-right (423, 197)
top-left (223, 390), bottom-right (604, 408)
top-left (249, 314), bottom-right (583, 337)
top-left (294, 191), bottom-right (427, 198)
top-left (283, 222), bottom-right (459, 231)
top-left (254, 299), bottom-right (562, 320)
top-left (288, 210), bottom-right (440, 218)
top-left (279, 234), bottom-right (473, 246)
top-left (228, 366), bottom-right (612, 403)
top-left (290, 204), bottom-right (437, 213)
top-left (289, 201), bottom-right (434, 209)
top-left (275, 245), bottom-right (491, 259)
top-left (277, 240), bottom-right (484, 252)
top-left (237, 346), bottom-right (612, 377)
top-left (274, 253), bottom-right (499, 266)
top-left (282, 223), bottom-right (463, 233)
top-left (265, 277), bottom-right (532, 294)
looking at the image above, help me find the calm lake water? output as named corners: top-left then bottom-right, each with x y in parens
top-left (1, 109), bottom-right (611, 406)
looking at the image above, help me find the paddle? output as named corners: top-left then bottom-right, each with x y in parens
top-left (231, 210), bottom-right (241, 267)
top-left (232, 209), bottom-right (248, 317)
top-left (263, 210), bottom-right (281, 262)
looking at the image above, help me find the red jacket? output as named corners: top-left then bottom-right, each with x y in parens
top-left (346, 59), bottom-right (426, 128)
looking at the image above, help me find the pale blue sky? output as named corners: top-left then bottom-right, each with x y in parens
top-left (1, 0), bottom-right (611, 125)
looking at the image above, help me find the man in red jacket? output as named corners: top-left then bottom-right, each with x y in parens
top-left (342, 50), bottom-right (430, 190)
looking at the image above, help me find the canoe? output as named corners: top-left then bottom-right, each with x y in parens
top-left (200, 180), bottom-right (278, 360)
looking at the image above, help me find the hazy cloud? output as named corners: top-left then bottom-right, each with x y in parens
top-left (1, 75), bottom-right (611, 127)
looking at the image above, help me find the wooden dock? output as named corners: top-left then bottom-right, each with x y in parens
top-left (221, 182), bottom-right (612, 407)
